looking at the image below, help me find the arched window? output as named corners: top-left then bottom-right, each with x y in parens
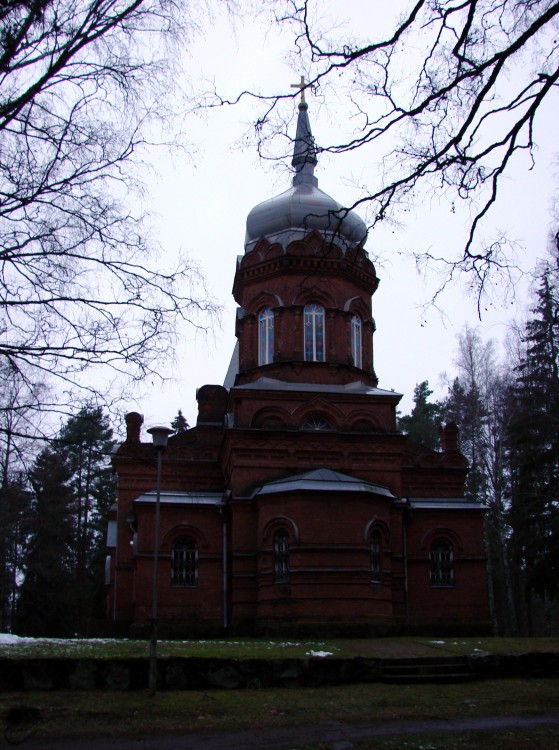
top-left (258, 307), bottom-right (274, 365)
top-left (351, 314), bottom-right (362, 368)
top-left (430, 538), bottom-right (454, 587)
top-left (302, 416), bottom-right (331, 431)
top-left (304, 303), bottom-right (325, 362)
top-left (273, 529), bottom-right (290, 583)
top-left (370, 530), bottom-right (382, 581)
top-left (171, 536), bottom-right (198, 587)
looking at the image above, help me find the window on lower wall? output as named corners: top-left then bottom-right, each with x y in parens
top-left (429, 538), bottom-right (454, 586)
top-left (273, 529), bottom-right (290, 583)
top-left (370, 530), bottom-right (382, 581)
top-left (171, 536), bottom-right (198, 586)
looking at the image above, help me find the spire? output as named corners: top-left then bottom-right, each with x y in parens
top-left (290, 76), bottom-right (318, 186)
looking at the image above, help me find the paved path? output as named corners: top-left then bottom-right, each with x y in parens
top-left (21, 713), bottom-right (559, 749)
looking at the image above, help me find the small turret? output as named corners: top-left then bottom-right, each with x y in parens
top-left (124, 412), bottom-right (143, 443)
top-left (440, 422), bottom-right (459, 453)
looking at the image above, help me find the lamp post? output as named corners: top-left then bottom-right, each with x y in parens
top-left (147, 425), bottom-right (173, 697)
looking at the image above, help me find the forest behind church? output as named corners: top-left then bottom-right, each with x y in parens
top-left (1, 249), bottom-right (558, 638)
top-left (400, 250), bottom-right (559, 637)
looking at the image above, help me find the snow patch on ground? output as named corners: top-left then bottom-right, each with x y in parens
top-left (0, 633), bottom-right (37, 644)
top-left (0, 633), bottom-right (127, 646)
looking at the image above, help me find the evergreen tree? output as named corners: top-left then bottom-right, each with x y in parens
top-left (398, 381), bottom-right (443, 450)
top-left (507, 265), bottom-right (559, 633)
top-left (56, 407), bottom-right (116, 629)
top-left (0, 363), bottom-right (42, 631)
top-left (0, 481), bottom-right (30, 632)
top-left (171, 409), bottom-right (189, 433)
top-left (17, 447), bottom-right (77, 637)
top-left (444, 376), bottom-right (489, 501)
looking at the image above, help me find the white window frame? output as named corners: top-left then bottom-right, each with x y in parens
top-left (258, 307), bottom-right (274, 365)
top-left (351, 314), bottom-right (362, 368)
top-left (304, 303), bottom-right (325, 362)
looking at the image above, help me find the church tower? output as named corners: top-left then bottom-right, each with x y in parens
top-left (232, 92), bottom-right (379, 388)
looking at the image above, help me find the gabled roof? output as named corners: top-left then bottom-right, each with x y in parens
top-left (253, 468), bottom-right (396, 498)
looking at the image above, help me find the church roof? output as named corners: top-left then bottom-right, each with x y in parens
top-left (408, 497), bottom-right (486, 510)
top-left (253, 468), bottom-right (396, 498)
top-left (134, 491), bottom-right (223, 505)
top-left (231, 375), bottom-right (401, 398)
top-left (223, 341), bottom-right (239, 390)
top-left (244, 97), bottom-right (368, 253)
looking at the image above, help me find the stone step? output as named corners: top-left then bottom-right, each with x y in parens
top-left (380, 656), bottom-right (475, 684)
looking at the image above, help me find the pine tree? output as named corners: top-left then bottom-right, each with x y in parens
top-left (507, 264), bottom-right (559, 634)
top-left (0, 363), bottom-right (44, 630)
top-left (398, 381), bottom-right (443, 450)
top-left (0, 481), bottom-right (30, 632)
top-left (17, 447), bottom-right (77, 637)
top-left (444, 377), bottom-right (489, 501)
top-left (56, 407), bottom-right (116, 629)
top-left (171, 409), bottom-right (189, 433)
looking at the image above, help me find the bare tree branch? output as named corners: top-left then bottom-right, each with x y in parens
top-left (1, 1), bottom-right (224, 429)
top-left (212, 0), bottom-right (559, 306)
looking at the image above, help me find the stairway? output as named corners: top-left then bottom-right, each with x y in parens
top-left (380, 656), bottom-right (475, 684)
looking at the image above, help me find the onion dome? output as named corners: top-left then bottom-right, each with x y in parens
top-left (245, 96), bottom-right (368, 253)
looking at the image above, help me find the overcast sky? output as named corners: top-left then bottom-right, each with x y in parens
top-left (125, 0), bottom-right (558, 434)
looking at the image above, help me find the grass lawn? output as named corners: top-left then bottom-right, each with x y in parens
top-left (1, 634), bottom-right (559, 659)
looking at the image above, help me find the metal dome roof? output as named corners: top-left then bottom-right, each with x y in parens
top-left (244, 99), bottom-right (368, 253)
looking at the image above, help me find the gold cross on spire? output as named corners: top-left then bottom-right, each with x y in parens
top-left (291, 75), bottom-right (307, 105)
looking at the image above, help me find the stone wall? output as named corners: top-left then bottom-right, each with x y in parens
top-left (1, 653), bottom-right (558, 691)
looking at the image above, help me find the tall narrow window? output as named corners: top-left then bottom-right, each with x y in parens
top-left (304, 303), bottom-right (325, 362)
top-left (171, 536), bottom-right (198, 586)
top-left (351, 314), bottom-right (362, 368)
top-left (430, 538), bottom-right (454, 586)
top-left (370, 530), bottom-right (382, 581)
top-left (273, 529), bottom-right (290, 583)
top-left (258, 307), bottom-right (274, 365)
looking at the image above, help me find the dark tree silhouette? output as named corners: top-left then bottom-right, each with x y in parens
top-left (398, 380), bottom-right (443, 450)
top-left (17, 446), bottom-right (77, 637)
top-left (171, 409), bottom-right (190, 433)
top-left (56, 406), bottom-right (116, 629)
top-left (16, 406), bottom-right (116, 635)
top-left (507, 262), bottom-right (559, 633)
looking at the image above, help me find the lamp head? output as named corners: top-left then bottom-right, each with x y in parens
top-left (147, 425), bottom-right (173, 449)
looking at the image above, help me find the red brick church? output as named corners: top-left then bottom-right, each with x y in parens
top-left (107, 95), bottom-right (490, 637)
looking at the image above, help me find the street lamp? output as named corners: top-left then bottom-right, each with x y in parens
top-left (147, 425), bottom-right (173, 697)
